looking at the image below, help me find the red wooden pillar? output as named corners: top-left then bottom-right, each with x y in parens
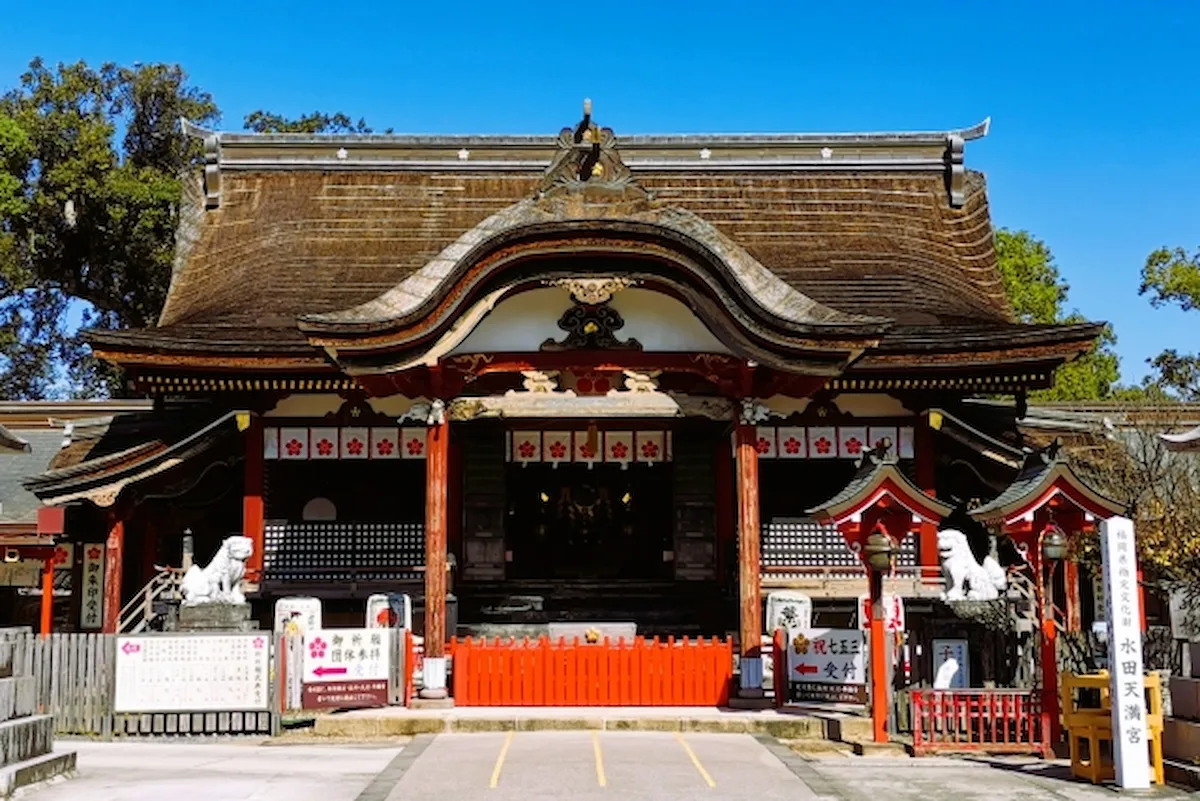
top-left (421, 416), bottom-right (450, 699)
top-left (1040, 615), bottom-right (1059, 747)
top-left (102, 517), bottom-right (125, 634)
top-left (243, 417), bottom-right (265, 583)
top-left (1064, 560), bottom-right (1082, 633)
top-left (914, 420), bottom-right (938, 579)
top-left (39, 554), bottom-right (54, 637)
top-left (869, 566), bottom-right (889, 743)
top-left (735, 421), bottom-right (763, 694)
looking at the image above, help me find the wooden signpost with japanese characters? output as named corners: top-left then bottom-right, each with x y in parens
top-left (1099, 517), bottom-right (1151, 790)
top-left (784, 628), bottom-right (867, 704)
top-left (301, 628), bottom-right (391, 709)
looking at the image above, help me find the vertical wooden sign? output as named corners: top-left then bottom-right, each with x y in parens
top-left (1100, 517), bottom-right (1150, 789)
top-left (80, 543), bottom-right (105, 630)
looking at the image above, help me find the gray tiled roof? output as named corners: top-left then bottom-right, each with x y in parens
top-left (0, 430), bottom-right (63, 524)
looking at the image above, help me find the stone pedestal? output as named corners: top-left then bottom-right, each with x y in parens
top-left (179, 603), bottom-right (258, 632)
top-left (0, 628), bottom-right (75, 795)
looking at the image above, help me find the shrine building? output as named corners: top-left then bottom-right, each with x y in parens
top-left (21, 105), bottom-right (1109, 696)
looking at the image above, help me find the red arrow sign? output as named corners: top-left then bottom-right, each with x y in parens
top-left (794, 663), bottom-right (818, 676)
top-left (121, 642), bottom-right (140, 655)
top-left (313, 665), bottom-right (348, 677)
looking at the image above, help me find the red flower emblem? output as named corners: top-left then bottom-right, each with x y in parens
top-left (285, 438), bottom-right (304, 457)
top-left (253, 637), bottom-right (265, 649)
top-left (549, 441), bottom-right (567, 459)
top-left (406, 438), bottom-right (424, 456)
top-left (579, 444), bottom-right (597, 459)
top-left (610, 441), bottom-right (629, 460)
top-left (814, 437), bottom-right (832, 455)
top-left (640, 441), bottom-right (660, 459)
top-left (376, 438), bottom-right (395, 456)
top-left (518, 441), bottom-right (536, 459)
top-left (308, 637), bottom-right (327, 659)
top-left (346, 438), bottom-right (364, 456)
top-left (52, 547), bottom-right (69, 565)
top-left (316, 438), bottom-right (334, 457)
top-left (755, 437), bottom-right (772, 454)
top-left (87, 546), bottom-right (102, 560)
top-left (844, 437), bottom-right (863, 455)
top-left (783, 437), bottom-right (802, 455)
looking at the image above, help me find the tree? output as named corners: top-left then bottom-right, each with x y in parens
top-left (0, 59), bottom-right (218, 397)
top-left (243, 110), bottom-right (384, 134)
top-left (0, 59), bottom-right (376, 398)
top-left (994, 229), bottom-right (1121, 401)
top-left (1139, 246), bottom-right (1200, 400)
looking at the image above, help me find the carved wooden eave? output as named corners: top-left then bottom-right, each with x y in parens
top-left (297, 109), bottom-right (891, 379)
top-left (448, 391), bottom-right (735, 421)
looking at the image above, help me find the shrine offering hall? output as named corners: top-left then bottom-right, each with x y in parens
top-left (23, 106), bottom-right (1106, 695)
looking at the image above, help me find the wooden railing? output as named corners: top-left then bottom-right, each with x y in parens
top-left (451, 636), bottom-right (733, 707)
top-left (118, 566), bottom-right (184, 634)
top-left (911, 689), bottom-right (1047, 757)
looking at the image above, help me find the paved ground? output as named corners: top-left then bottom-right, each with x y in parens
top-left (25, 734), bottom-right (1193, 801)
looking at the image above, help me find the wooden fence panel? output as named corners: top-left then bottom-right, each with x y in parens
top-left (911, 689), bottom-right (1044, 756)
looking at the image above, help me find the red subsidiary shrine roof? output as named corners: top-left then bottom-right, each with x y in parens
top-left (806, 445), bottom-right (953, 528)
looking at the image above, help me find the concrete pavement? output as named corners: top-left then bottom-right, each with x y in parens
top-left (20, 733), bottom-right (1196, 800)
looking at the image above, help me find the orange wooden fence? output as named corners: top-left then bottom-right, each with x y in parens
top-left (450, 636), bottom-right (733, 706)
top-left (911, 689), bottom-right (1046, 756)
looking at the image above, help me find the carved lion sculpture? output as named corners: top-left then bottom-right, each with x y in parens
top-left (938, 529), bottom-right (1007, 602)
top-left (181, 535), bottom-right (254, 607)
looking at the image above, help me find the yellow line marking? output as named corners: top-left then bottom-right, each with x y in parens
top-left (592, 731), bottom-right (607, 787)
top-left (674, 732), bottom-right (716, 788)
top-left (489, 731), bottom-right (514, 789)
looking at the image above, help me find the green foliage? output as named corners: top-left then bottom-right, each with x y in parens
top-left (994, 228), bottom-right (1120, 400)
top-left (1138, 246), bottom-right (1200, 400)
top-left (0, 58), bottom-right (218, 398)
top-left (243, 110), bottom-right (384, 134)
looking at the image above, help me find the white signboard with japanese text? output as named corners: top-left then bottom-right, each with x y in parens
top-left (1100, 517), bottom-right (1151, 790)
top-left (303, 629), bottom-right (389, 683)
top-left (274, 597), bottom-right (323, 635)
top-left (766, 591), bottom-right (812, 633)
top-left (114, 633), bottom-right (271, 713)
top-left (932, 638), bottom-right (970, 689)
top-left (79, 543), bottom-right (104, 630)
top-left (857, 593), bottom-right (905, 632)
top-left (786, 628), bottom-right (865, 684)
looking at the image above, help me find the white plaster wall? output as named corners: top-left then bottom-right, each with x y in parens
top-left (449, 288), bottom-right (731, 354)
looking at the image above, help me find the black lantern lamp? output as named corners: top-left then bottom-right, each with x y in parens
top-left (1041, 526), bottom-right (1068, 562)
top-left (863, 528), bottom-right (896, 573)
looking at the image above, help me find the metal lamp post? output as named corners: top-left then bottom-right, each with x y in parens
top-left (863, 526), bottom-right (896, 743)
top-left (1036, 523), bottom-right (1068, 750)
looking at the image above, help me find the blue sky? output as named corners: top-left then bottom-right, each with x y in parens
top-left (2, 0), bottom-right (1196, 385)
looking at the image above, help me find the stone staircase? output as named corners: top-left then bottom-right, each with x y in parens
top-left (0, 630), bottom-right (74, 797)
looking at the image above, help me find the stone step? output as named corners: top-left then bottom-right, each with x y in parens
top-left (0, 679), bottom-right (36, 725)
top-left (0, 749), bottom-right (75, 798)
top-left (0, 716), bottom-right (53, 769)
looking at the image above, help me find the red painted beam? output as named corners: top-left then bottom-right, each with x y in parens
top-left (424, 418), bottom-right (450, 658)
top-left (243, 417), bottom-right (265, 583)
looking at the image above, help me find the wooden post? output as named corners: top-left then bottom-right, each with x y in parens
top-left (869, 566), bottom-right (889, 742)
top-left (914, 420), bottom-right (938, 581)
top-left (39, 554), bottom-right (54, 637)
top-left (735, 420), bottom-right (763, 695)
top-left (243, 416), bottom-right (265, 583)
top-left (102, 517), bottom-right (125, 634)
top-left (1040, 615), bottom-right (1059, 748)
top-left (1065, 560), bottom-right (1082, 633)
top-left (420, 416), bottom-right (450, 700)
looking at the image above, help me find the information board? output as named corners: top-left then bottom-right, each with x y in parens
top-left (932, 638), bottom-right (970, 689)
top-left (114, 633), bottom-right (271, 713)
top-left (79, 543), bottom-right (104, 630)
top-left (302, 628), bottom-right (390, 709)
top-left (785, 627), bottom-right (867, 703)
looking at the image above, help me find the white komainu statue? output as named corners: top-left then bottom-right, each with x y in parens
top-left (938, 529), bottom-right (1007, 602)
top-left (180, 536), bottom-right (254, 607)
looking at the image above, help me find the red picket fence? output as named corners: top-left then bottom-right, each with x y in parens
top-left (450, 636), bottom-right (733, 707)
top-left (911, 689), bottom-right (1047, 756)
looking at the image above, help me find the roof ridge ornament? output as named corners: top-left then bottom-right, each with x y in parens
top-left (538, 99), bottom-right (647, 199)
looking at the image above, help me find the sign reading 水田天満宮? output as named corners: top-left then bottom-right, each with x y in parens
top-left (301, 628), bottom-right (390, 709)
top-left (785, 628), bottom-right (866, 703)
top-left (114, 633), bottom-right (271, 713)
top-left (1100, 516), bottom-right (1151, 790)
